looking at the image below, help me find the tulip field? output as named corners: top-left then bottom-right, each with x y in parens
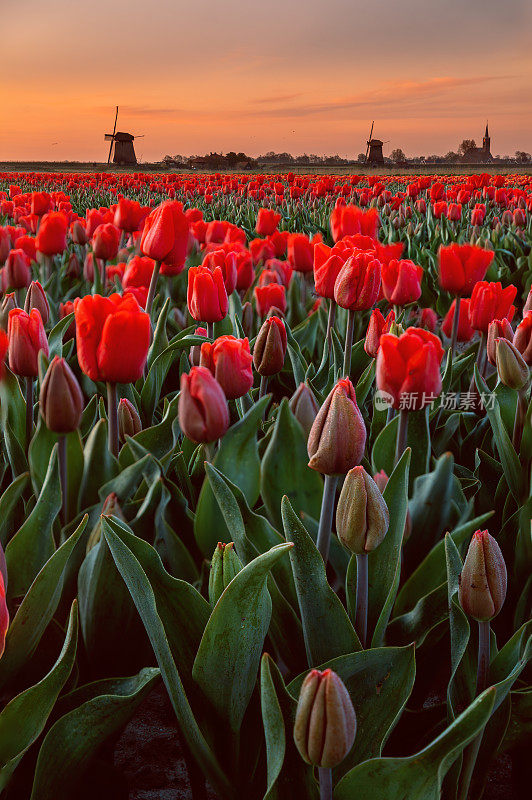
top-left (0, 169), bottom-right (531, 799)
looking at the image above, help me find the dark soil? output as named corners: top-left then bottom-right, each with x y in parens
top-left (113, 684), bottom-right (515, 800)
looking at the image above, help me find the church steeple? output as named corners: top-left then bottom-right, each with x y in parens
top-left (483, 121), bottom-right (491, 156)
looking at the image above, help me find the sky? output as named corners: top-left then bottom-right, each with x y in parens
top-left (1, 0), bottom-right (531, 162)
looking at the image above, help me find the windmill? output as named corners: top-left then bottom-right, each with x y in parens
top-left (104, 106), bottom-right (144, 166)
top-left (365, 121), bottom-right (386, 165)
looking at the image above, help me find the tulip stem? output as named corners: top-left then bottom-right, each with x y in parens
top-left (316, 474), bottom-right (338, 564)
top-left (58, 434), bottom-right (68, 523)
top-left (258, 375), bottom-right (268, 400)
top-left (477, 332), bottom-right (487, 377)
top-left (512, 389), bottom-right (527, 452)
top-left (355, 553), bottom-right (369, 648)
top-left (476, 619), bottom-right (490, 695)
top-left (319, 767), bottom-right (332, 800)
top-left (450, 296), bottom-right (461, 358)
top-left (146, 259), bottom-right (161, 320)
top-left (343, 309), bottom-right (355, 377)
top-left (25, 377), bottom-right (34, 455)
top-left (207, 322), bottom-right (215, 341)
top-left (394, 409), bottom-right (409, 466)
top-left (458, 620), bottom-right (491, 800)
top-left (106, 382), bottom-right (119, 458)
top-left (326, 300), bottom-right (337, 355)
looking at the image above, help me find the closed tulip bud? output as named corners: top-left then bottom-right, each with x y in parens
top-left (39, 356), bottom-right (83, 433)
top-left (523, 287), bottom-right (532, 315)
top-left (118, 398), bottom-right (142, 442)
top-left (66, 251), bottom-right (81, 278)
top-left (187, 265), bottom-right (228, 323)
top-left (253, 315), bottom-right (287, 376)
top-left (336, 466), bottom-right (389, 554)
top-left (178, 366), bottom-right (229, 443)
top-left (87, 492), bottom-right (125, 552)
top-left (208, 542), bottom-right (243, 606)
top-left (71, 220), bottom-right (88, 246)
top-left (200, 335), bottom-right (253, 399)
top-left (459, 530), bottom-right (507, 621)
top-left (189, 327), bottom-right (207, 367)
top-left (495, 338), bottom-right (529, 390)
top-left (5, 248), bottom-right (31, 289)
top-left (294, 669), bottom-right (356, 768)
top-left (487, 318), bottom-right (513, 365)
top-left (289, 382), bottom-right (319, 438)
top-left (364, 308), bottom-right (395, 358)
top-left (24, 281), bottom-right (50, 325)
top-left (8, 308), bottom-right (48, 377)
top-left (308, 378), bottom-right (366, 475)
top-left (241, 301), bottom-right (254, 339)
top-left (0, 293), bottom-right (17, 331)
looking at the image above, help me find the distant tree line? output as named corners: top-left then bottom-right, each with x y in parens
top-left (161, 144), bottom-right (532, 167)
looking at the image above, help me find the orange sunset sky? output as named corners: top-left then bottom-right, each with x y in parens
top-left (1, 0), bottom-right (531, 162)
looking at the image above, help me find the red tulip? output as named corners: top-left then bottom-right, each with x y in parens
top-left (200, 335), bottom-right (253, 399)
top-left (35, 212), bottom-right (67, 256)
top-left (487, 318), bottom-right (514, 365)
top-left (91, 223), bottom-right (120, 262)
top-left (287, 233), bottom-right (314, 273)
top-left (178, 366), bottom-right (229, 443)
top-left (75, 293), bottom-right (150, 383)
top-left (334, 251), bottom-right (381, 311)
top-left (364, 308), bottom-right (395, 357)
top-left (513, 311), bottom-right (532, 365)
top-left (140, 200), bottom-right (189, 274)
top-left (330, 205), bottom-right (379, 242)
top-left (30, 192), bottom-right (52, 217)
top-left (313, 243), bottom-right (345, 300)
top-left (469, 282), bottom-right (516, 334)
top-left (438, 244), bottom-right (494, 296)
top-left (381, 259), bottom-right (423, 307)
top-left (0, 329), bottom-right (8, 381)
top-left (122, 256), bottom-right (156, 290)
top-left (202, 248), bottom-right (238, 294)
top-left (187, 266), bottom-right (228, 323)
top-left (254, 283), bottom-right (286, 317)
top-left (256, 208), bottom-right (281, 236)
top-left (113, 198), bottom-right (145, 232)
top-left (376, 328), bottom-right (444, 410)
top-left (5, 249), bottom-right (31, 289)
top-left (235, 250), bottom-right (254, 291)
top-left (442, 299), bottom-right (474, 342)
top-left (7, 308), bottom-right (49, 377)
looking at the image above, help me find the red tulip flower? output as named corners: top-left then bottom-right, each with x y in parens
top-left (469, 281), bottom-right (517, 334)
top-left (8, 308), bottom-right (49, 377)
top-left (5, 249), bottom-right (31, 289)
top-left (256, 208), bottom-right (281, 236)
top-left (187, 266), bottom-right (228, 323)
top-left (334, 251), bottom-right (381, 311)
top-left (122, 256), bottom-right (156, 290)
top-left (200, 335), bottom-right (253, 399)
top-left (376, 328), bottom-right (444, 411)
top-left (178, 366), bottom-right (229, 443)
top-left (513, 311), bottom-right (532, 365)
top-left (31, 192), bottom-right (52, 217)
top-left (330, 205), bottom-right (379, 243)
top-left (364, 308), bottom-right (395, 357)
top-left (202, 248), bottom-right (238, 294)
top-left (140, 200), bottom-right (189, 274)
top-left (113, 198), bottom-right (145, 232)
top-left (35, 212), bottom-right (67, 256)
top-left (254, 283), bottom-right (286, 317)
top-left (287, 233), bottom-right (314, 273)
top-left (381, 259), bottom-right (423, 307)
top-left (438, 244), bottom-right (494, 297)
top-left (75, 293), bottom-right (150, 383)
top-left (442, 299), bottom-right (474, 342)
top-left (92, 223), bottom-right (120, 262)
top-left (0, 328), bottom-right (8, 381)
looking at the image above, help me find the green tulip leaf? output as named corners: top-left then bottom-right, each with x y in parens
top-left (192, 542), bottom-right (293, 732)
